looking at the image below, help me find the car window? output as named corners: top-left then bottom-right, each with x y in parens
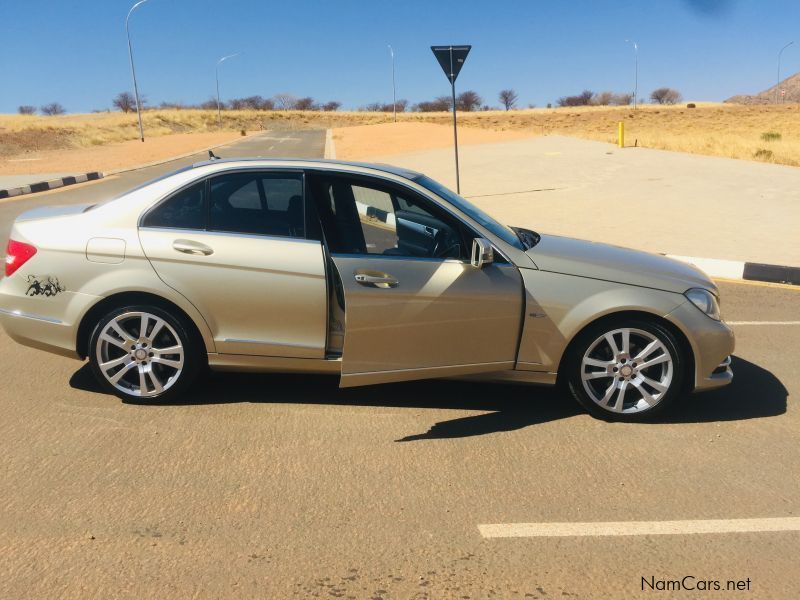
top-left (227, 179), bottom-right (261, 210)
top-left (309, 175), bottom-right (468, 260)
top-left (142, 181), bottom-right (206, 229)
top-left (414, 174), bottom-right (525, 250)
top-left (209, 172), bottom-right (304, 237)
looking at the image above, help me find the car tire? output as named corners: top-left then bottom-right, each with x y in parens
top-left (89, 304), bottom-right (203, 402)
top-left (564, 318), bottom-right (686, 422)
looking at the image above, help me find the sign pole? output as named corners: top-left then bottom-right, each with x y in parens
top-left (449, 48), bottom-right (461, 193)
top-left (431, 45), bottom-right (471, 195)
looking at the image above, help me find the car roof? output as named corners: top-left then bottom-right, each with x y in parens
top-left (189, 157), bottom-right (423, 181)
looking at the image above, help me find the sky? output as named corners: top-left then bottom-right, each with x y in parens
top-left (2, 0), bottom-right (800, 113)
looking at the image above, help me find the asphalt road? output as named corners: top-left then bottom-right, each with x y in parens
top-left (1, 133), bottom-right (799, 597)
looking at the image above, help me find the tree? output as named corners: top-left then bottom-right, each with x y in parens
top-left (247, 96), bottom-right (274, 110)
top-left (229, 95), bottom-right (274, 111)
top-left (17, 105), bottom-right (36, 115)
top-left (611, 92), bottom-right (633, 106)
top-left (591, 91), bottom-right (614, 106)
top-left (294, 97), bottom-right (317, 110)
top-left (364, 99), bottom-right (409, 112)
top-left (556, 90), bottom-right (594, 107)
top-left (498, 89), bottom-right (518, 110)
top-left (40, 102), bottom-right (65, 116)
top-left (273, 93), bottom-right (298, 110)
top-left (414, 96), bottom-right (452, 112)
top-left (321, 101), bottom-right (341, 112)
top-left (650, 87), bottom-right (682, 105)
top-left (112, 92), bottom-right (136, 113)
top-left (456, 90), bottom-right (482, 111)
top-left (200, 97), bottom-right (218, 110)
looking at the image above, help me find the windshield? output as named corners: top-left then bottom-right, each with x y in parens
top-left (414, 175), bottom-right (524, 250)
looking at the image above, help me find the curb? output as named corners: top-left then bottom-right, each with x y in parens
top-left (0, 132), bottom-right (256, 201)
top-left (0, 172), bottom-right (103, 200)
top-left (667, 254), bottom-right (800, 286)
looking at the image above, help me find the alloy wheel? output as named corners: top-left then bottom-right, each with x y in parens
top-left (580, 327), bottom-right (674, 414)
top-left (95, 311), bottom-right (185, 398)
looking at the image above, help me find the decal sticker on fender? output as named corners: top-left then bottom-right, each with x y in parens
top-left (25, 275), bottom-right (65, 297)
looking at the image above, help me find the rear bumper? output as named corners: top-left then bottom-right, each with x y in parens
top-left (0, 306), bottom-right (81, 359)
top-left (0, 276), bottom-right (97, 360)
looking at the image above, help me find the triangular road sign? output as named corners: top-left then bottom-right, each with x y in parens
top-left (431, 45), bottom-right (472, 83)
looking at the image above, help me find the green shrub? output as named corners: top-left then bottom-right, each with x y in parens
top-left (760, 131), bottom-right (782, 141)
top-left (753, 148), bottom-right (774, 160)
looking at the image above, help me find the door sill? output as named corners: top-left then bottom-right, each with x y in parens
top-left (339, 361), bottom-right (515, 388)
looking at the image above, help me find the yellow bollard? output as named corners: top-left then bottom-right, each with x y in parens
top-left (618, 121), bottom-right (625, 148)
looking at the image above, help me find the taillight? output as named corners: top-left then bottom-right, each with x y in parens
top-left (5, 240), bottom-right (37, 277)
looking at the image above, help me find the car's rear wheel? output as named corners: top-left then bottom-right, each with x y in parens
top-left (89, 305), bottom-right (201, 402)
top-left (565, 318), bottom-right (685, 421)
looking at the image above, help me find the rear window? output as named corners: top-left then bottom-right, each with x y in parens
top-left (141, 182), bottom-right (206, 229)
top-left (208, 172), bottom-right (304, 237)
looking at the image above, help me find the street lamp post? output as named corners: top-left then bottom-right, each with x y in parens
top-left (216, 53), bottom-right (241, 128)
top-left (126, 0), bottom-right (150, 142)
top-left (777, 41), bottom-right (794, 104)
top-left (388, 45), bottom-right (397, 122)
top-left (625, 39), bottom-right (639, 109)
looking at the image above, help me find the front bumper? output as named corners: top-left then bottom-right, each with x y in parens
top-left (701, 354), bottom-right (734, 391)
top-left (664, 300), bottom-right (735, 392)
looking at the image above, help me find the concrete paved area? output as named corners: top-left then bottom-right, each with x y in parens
top-left (0, 129), bottom-right (325, 244)
top-left (0, 282), bottom-right (797, 598)
top-left (374, 136), bottom-right (800, 267)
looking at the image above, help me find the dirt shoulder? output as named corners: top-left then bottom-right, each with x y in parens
top-left (332, 122), bottom-right (537, 160)
top-left (0, 131), bottom-right (246, 176)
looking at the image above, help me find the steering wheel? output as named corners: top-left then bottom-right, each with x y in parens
top-left (431, 229), bottom-right (459, 259)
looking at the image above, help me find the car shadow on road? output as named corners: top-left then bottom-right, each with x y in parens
top-left (69, 355), bottom-right (786, 440)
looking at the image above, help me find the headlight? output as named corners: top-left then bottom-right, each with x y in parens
top-left (685, 288), bottom-right (720, 320)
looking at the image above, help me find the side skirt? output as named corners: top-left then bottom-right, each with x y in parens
top-left (208, 353), bottom-right (341, 374)
top-left (453, 370), bottom-right (557, 386)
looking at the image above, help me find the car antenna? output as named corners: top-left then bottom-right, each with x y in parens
top-left (208, 149), bottom-right (220, 160)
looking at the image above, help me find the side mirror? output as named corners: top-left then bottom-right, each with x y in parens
top-left (471, 238), bottom-right (494, 268)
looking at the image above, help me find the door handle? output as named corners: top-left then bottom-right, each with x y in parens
top-left (172, 239), bottom-right (214, 256)
top-left (354, 273), bottom-right (399, 288)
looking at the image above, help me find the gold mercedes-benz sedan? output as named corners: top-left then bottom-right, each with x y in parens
top-left (0, 158), bottom-right (734, 421)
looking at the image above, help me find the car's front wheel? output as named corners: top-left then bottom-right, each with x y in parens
top-left (89, 305), bottom-right (201, 402)
top-left (565, 318), bottom-right (685, 421)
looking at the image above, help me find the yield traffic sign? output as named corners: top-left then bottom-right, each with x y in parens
top-left (431, 45), bottom-right (472, 83)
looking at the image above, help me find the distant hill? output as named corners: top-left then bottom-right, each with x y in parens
top-left (726, 71), bottom-right (800, 104)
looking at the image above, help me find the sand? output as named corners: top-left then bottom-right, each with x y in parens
top-left (0, 131), bottom-right (246, 176)
top-left (332, 122), bottom-right (537, 160)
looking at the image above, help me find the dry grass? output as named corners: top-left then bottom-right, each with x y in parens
top-left (0, 110), bottom-right (380, 157)
top-left (3, 103), bottom-right (800, 167)
top-left (412, 103), bottom-right (800, 167)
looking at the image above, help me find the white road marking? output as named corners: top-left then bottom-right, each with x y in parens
top-left (478, 517), bottom-right (800, 538)
top-left (726, 321), bottom-right (800, 326)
